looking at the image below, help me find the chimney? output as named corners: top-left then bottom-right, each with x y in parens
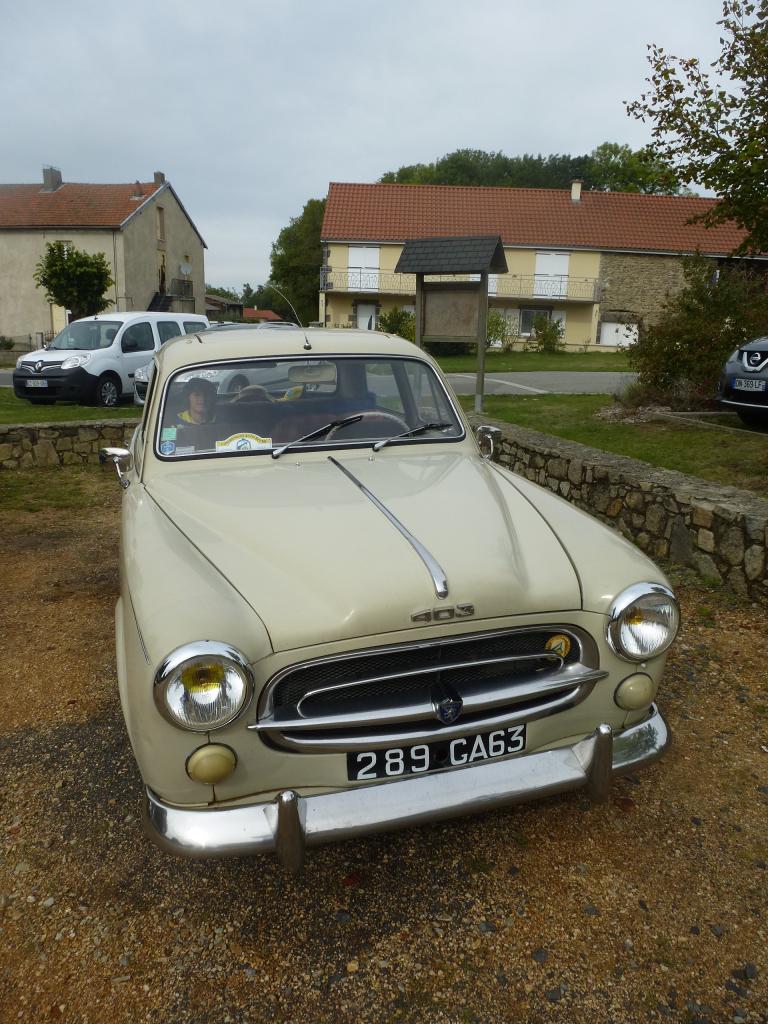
top-left (41, 166), bottom-right (62, 192)
top-left (154, 170), bottom-right (166, 185)
top-left (570, 179), bottom-right (583, 203)
top-left (131, 180), bottom-right (144, 199)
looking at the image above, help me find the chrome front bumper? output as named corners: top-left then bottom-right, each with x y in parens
top-left (143, 706), bottom-right (670, 871)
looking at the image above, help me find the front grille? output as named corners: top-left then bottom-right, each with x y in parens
top-left (252, 626), bottom-right (606, 753)
top-left (19, 360), bottom-right (64, 372)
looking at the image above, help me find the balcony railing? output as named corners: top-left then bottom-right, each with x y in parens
top-left (169, 278), bottom-right (194, 299)
top-left (320, 269), bottom-right (601, 302)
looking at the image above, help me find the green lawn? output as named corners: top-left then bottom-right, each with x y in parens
top-left (435, 350), bottom-right (631, 373)
top-left (0, 389), bottom-right (141, 425)
top-left (461, 394), bottom-right (768, 496)
top-left (0, 465), bottom-right (114, 512)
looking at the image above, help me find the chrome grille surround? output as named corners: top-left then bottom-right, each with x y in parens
top-left (249, 626), bottom-right (607, 754)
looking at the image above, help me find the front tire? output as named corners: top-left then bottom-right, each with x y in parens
top-left (96, 374), bottom-right (121, 408)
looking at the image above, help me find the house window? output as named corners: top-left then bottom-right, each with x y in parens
top-left (348, 246), bottom-right (379, 291)
top-left (156, 206), bottom-right (165, 241)
top-left (533, 251), bottom-right (569, 298)
top-left (519, 308), bottom-right (552, 336)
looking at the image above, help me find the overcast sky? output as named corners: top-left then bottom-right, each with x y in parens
top-left (1, 0), bottom-right (724, 291)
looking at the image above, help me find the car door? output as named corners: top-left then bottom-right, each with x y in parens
top-left (119, 320), bottom-right (157, 394)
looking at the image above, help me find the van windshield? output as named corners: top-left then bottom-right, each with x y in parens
top-left (49, 321), bottom-right (122, 351)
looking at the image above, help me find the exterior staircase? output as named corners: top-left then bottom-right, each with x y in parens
top-left (148, 292), bottom-right (173, 312)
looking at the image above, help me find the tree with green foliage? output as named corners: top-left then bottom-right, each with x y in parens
top-left (34, 242), bottom-right (113, 322)
top-left (380, 144), bottom-right (685, 194)
top-left (628, 255), bottom-right (768, 406)
top-left (269, 198), bottom-right (326, 326)
top-left (626, 0), bottom-right (768, 253)
top-left (377, 307), bottom-right (415, 341)
top-left (205, 283), bottom-right (241, 301)
top-left (584, 142), bottom-right (687, 194)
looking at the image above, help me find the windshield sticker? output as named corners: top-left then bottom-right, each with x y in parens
top-left (159, 440), bottom-right (176, 456)
top-left (214, 432), bottom-right (272, 453)
top-left (161, 427), bottom-right (177, 441)
top-left (175, 445), bottom-right (196, 456)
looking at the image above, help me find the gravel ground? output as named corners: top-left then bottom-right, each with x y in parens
top-left (1, 471), bottom-right (767, 1024)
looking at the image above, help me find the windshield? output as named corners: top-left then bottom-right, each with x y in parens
top-left (155, 356), bottom-right (463, 460)
top-left (49, 321), bottom-right (122, 351)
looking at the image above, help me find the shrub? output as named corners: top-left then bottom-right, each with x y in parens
top-left (486, 309), bottom-right (508, 349)
top-left (531, 315), bottom-right (565, 353)
top-left (0, 335), bottom-right (13, 351)
top-left (629, 254), bottom-right (768, 406)
top-left (377, 307), bottom-right (415, 342)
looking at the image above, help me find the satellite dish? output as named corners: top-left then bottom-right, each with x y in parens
top-left (179, 262), bottom-right (191, 276)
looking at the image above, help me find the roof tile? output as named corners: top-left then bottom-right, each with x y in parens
top-left (322, 182), bottom-right (752, 256)
top-left (0, 181), bottom-right (162, 229)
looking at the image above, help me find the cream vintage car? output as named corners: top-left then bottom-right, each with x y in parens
top-left (101, 326), bottom-right (678, 870)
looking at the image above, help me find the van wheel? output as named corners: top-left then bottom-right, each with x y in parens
top-left (96, 374), bottom-right (121, 408)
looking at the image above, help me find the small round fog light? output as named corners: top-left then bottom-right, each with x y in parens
top-left (614, 673), bottom-right (656, 711)
top-left (186, 744), bottom-right (237, 785)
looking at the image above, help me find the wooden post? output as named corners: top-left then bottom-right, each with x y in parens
top-left (474, 272), bottom-right (488, 414)
top-left (415, 274), bottom-right (424, 348)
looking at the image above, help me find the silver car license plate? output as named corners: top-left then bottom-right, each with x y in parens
top-left (25, 379), bottom-right (48, 388)
top-left (347, 724), bottom-right (527, 781)
top-left (734, 378), bottom-right (766, 392)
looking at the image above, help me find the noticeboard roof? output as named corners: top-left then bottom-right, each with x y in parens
top-left (395, 235), bottom-right (508, 274)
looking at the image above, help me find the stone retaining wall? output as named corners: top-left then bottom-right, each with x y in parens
top-left (3, 415), bottom-right (767, 601)
top-left (471, 415), bottom-right (768, 602)
top-left (0, 420), bottom-right (136, 470)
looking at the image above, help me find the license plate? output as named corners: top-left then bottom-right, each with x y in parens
top-left (25, 379), bottom-right (48, 388)
top-left (734, 378), bottom-right (766, 392)
top-left (347, 724), bottom-right (526, 781)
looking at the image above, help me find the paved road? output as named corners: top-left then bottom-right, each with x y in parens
top-left (446, 370), bottom-right (636, 396)
top-left (1, 369), bottom-right (637, 395)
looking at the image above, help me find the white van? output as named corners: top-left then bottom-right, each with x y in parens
top-left (12, 311), bottom-right (210, 407)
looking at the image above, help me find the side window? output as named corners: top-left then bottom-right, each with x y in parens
top-left (122, 321), bottom-right (155, 352)
top-left (158, 320), bottom-right (182, 344)
top-left (183, 321), bottom-right (205, 334)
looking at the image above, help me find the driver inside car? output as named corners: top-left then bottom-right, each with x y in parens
top-left (177, 377), bottom-right (218, 425)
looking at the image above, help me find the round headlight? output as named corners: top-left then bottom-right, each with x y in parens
top-left (154, 641), bottom-right (253, 731)
top-left (607, 583), bottom-right (680, 662)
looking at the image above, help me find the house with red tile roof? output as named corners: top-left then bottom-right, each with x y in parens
top-left (320, 181), bottom-right (765, 350)
top-left (0, 167), bottom-right (206, 343)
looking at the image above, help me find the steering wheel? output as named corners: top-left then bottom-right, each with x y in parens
top-left (326, 410), bottom-right (409, 439)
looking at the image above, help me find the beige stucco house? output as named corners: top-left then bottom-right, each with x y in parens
top-left (0, 167), bottom-right (206, 345)
top-left (320, 181), bottom-right (762, 351)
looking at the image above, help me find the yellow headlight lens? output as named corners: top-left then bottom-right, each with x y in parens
top-left (155, 644), bottom-right (252, 732)
top-left (180, 662), bottom-right (226, 695)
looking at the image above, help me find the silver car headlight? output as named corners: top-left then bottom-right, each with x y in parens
top-left (607, 583), bottom-right (679, 662)
top-left (134, 363), bottom-right (150, 383)
top-left (153, 641), bottom-right (253, 731)
top-left (61, 353), bottom-right (91, 369)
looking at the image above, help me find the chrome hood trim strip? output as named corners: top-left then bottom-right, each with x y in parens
top-left (328, 456), bottom-right (449, 599)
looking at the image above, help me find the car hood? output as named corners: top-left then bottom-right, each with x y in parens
top-left (145, 450), bottom-right (582, 653)
top-left (17, 348), bottom-right (67, 363)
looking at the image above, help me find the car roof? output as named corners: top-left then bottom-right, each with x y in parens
top-left (76, 311), bottom-right (208, 324)
top-left (155, 327), bottom-right (428, 375)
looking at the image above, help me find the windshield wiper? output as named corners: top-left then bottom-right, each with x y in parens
top-left (271, 414), bottom-right (363, 459)
top-left (372, 421), bottom-right (453, 452)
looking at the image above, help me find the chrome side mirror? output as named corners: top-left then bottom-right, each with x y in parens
top-left (99, 447), bottom-right (133, 489)
top-left (476, 425), bottom-right (502, 461)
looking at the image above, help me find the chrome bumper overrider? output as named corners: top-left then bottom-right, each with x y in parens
top-left (143, 706), bottom-right (670, 871)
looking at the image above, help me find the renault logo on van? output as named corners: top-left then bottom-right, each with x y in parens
top-left (35, 361), bottom-right (43, 372)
